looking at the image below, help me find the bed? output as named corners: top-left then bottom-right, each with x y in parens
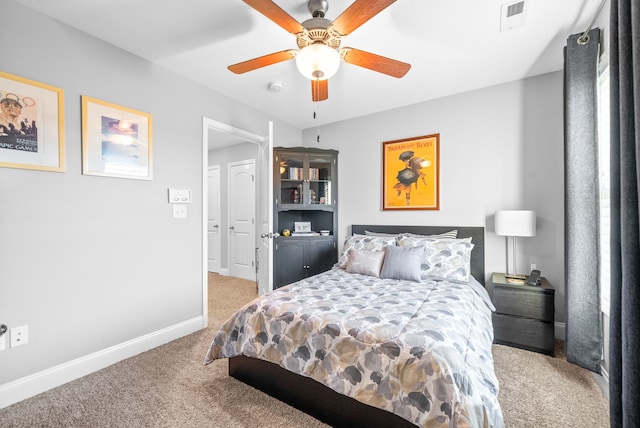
top-left (204, 225), bottom-right (503, 428)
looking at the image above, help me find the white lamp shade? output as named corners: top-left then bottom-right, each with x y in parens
top-left (495, 210), bottom-right (536, 237)
top-left (295, 43), bottom-right (340, 80)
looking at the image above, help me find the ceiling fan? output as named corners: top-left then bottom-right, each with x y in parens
top-left (228, 0), bottom-right (411, 102)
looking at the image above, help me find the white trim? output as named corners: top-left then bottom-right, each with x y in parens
top-left (202, 119), bottom-right (209, 328)
top-left (0, 316), bottom-right (203, 409)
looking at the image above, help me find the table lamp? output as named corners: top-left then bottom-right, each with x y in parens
top-left (495, 210), bottom-right (536, 280)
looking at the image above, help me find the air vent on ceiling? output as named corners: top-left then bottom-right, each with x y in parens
top-left (500, 1), bottom-right (527, 32)
top-left (507, 1), bottom-right (525, 17)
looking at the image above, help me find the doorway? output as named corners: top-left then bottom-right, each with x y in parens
top-left (201, 118), bottom-right (273, 328)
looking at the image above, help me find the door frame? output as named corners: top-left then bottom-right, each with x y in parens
top-left (202, 117), bottom-right (267, 328)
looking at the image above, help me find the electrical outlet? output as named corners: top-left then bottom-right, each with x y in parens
top-left (531, 263), bottom-right (538, 271)
top-left (10, 325), bottom-right (28, 348)
top-left (173, 204), bottom-right (187, 219)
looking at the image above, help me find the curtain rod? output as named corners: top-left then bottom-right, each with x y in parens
top-left (578, 0), bottom-right (607, 45)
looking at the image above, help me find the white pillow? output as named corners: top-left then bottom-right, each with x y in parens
top-left (337, 234), bottom-right (397, 269)
top-left (345, 249), bottom-right (385, 277)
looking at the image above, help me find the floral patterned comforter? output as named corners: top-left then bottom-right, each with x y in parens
top-left (205, 268), bottom-right (504, 428)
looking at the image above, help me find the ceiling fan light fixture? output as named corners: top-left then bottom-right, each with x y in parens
top-left (295, 43), bottom-right (340, 80)
top-left (230, 0), bottom-right (410, 101)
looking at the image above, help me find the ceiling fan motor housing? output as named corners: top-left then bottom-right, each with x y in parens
top-left (297, 17), bottom-right (341, 49)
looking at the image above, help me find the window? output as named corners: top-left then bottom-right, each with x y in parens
top-left (598, 59), bottom-right (610, 316)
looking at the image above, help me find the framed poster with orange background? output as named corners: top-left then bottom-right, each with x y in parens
top-left (382, 134), bottom-right (439, 210)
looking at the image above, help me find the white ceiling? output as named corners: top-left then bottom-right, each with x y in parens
top-left (15, 0), bottom-right (602, 129)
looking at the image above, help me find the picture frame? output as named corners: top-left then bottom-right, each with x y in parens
top-left (382, 134), bottom-right (440, 210)
top-left (0, 71), bottom-right (65, 172)
top-left (81, 96), bottom-right (153, 180)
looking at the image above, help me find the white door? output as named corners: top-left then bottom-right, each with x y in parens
top-left (257, 122), bottom-right (274, 295)
top-left (228, 160), bottom-right (256, 280)
top-left (207, 165), bottom-right (221, 273)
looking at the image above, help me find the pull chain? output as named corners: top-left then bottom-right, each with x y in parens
top-left (316, 104), bottom-right (320, 143)
top-left (314, 99), bottom-right (320, 143)
top-left (313, 78), bottom-right (320, 143)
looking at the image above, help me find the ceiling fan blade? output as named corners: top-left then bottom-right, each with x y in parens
top-left (243, 0), bottom-right (305, 34)
top-left (330, 0), bottom-right (396, 36)
top-left (228, 50), bottom-right (297, 74)
top-left (311, 79), bottom-right (328, 102)
top-left (340, 47), bottom-right (411, 78)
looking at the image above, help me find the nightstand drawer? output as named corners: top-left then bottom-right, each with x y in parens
top-left (493, 313), bottom-right (555, 355)
top-left (493, 287), bottom-right (554, 322)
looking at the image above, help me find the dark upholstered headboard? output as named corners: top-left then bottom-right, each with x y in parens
top-left (351, 225), bottom-right (486, 286)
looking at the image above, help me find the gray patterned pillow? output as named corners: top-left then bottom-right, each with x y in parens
top-left (398, 236), bottom-right (474, 283)
top-left (337, 234), bottom-right (397, 269)
top-left (345, 249), bottom-right (386, 277)
top-left (379, 245), bottom-right (424, 282)
top-left (364, 229), bottom-right (458, 239)
top-left (363, 230), bottom-right (398, 237)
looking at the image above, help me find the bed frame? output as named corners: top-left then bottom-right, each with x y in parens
top-left (229, 225), bottom-right (485, 428)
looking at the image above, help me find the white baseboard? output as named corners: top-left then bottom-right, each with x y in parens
top-left (555, 321), bottom-right (566, 341)
top-left (0, 316), bottom-right (203, 409)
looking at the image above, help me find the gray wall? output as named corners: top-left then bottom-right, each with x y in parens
top-left (0, 1), bottom-right (299, 388)
top-left (300, 72), bottom-right (567, 329)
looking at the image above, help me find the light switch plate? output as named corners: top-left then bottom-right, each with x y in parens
top-left (168, 188), bottom-right (192, 203)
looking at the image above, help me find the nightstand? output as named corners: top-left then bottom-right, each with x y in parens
top-left (491, 272), bottom-right (555, 356)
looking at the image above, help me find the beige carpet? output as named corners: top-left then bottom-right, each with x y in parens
top-left (0, 273), bottom-right (610, 427)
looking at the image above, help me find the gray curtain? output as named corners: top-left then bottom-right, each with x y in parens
top-left (609, 0), bottom-right (640, 425)
top-left (563, 28), bottom-right (603, 373)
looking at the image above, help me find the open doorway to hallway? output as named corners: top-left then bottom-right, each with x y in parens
top-left (202, 118), bottom-right (273, 330)
top-left (206, 138), bottom-right (259, 280)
